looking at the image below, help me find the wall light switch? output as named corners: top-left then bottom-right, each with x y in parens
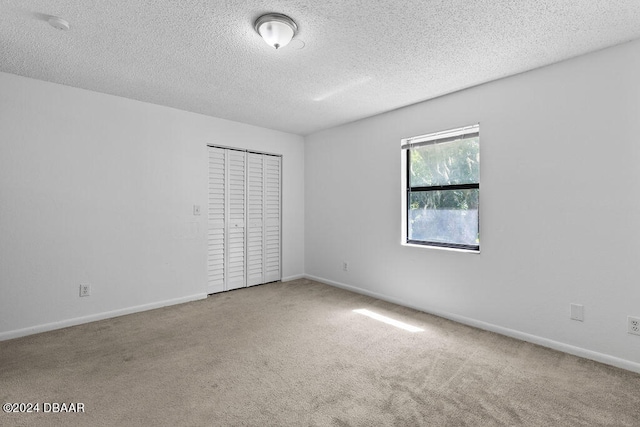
top-left (193, 205), bottom-right (201, 216)
top-left (570, 303), bottom-right (584, 322)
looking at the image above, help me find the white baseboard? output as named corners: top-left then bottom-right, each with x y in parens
top-left (304, 274), bottom-right (640, 374)
top-left (0, 293), bottom-right (208, 342)
top-left (281, 274), bottom-right (305, 282)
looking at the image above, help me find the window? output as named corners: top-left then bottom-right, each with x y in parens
top-left (401, 124), bottom-right (480, 251)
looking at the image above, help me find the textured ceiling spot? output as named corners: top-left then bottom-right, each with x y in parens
top-left (313, 77), bottom-right (373, 102)
top-left (289, 39), bottom-right (305, 50)
top-left (1, 1), bottom-right (640, 135)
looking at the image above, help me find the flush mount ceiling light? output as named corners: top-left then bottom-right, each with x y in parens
top-left (254, 13), bottom-right (297, 50)
top-left (48, 16), bottom-right (70, 31)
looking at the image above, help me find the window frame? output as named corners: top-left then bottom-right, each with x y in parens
top-left (402, 125), bottom-right (480, 252)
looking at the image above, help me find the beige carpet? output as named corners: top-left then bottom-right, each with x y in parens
top-left (1, 278), bottom-right (639, 426)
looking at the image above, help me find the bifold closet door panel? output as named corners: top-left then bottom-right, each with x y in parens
top-left (207, 146), bottom-right (280, 294)
top-left (264, 155), bottom-right (281, 283)
top-left (246, 153), bottom-right (264, 287)
top-left (207, 147), bottom-right (226, 294)
top-left (226, 150), bottom-right (246, 291)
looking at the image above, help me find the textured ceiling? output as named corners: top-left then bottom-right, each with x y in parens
top-left (2, 1), bottom-right (640, 136)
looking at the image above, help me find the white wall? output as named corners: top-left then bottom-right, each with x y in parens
top-left (305, 39), bottom-right (640, 372)
top-left (0, 72), bottom-right (305, 339)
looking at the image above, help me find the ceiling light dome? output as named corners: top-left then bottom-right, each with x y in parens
top-left (48, 16), bottom-right (70, 31)
top-left (254, 13), bottom-right (297, 50)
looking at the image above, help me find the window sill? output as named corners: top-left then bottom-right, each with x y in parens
top-left (401, 241), bottom-right (480, 254)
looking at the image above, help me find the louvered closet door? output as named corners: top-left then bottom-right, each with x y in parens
top-left (264, 155), bottom-right (281, 283)
top-left (208, 147), bottom-right (280, 294)
top-left (246, 153), bottom-right (264, 286)
top-left (226, 150), bottom-right (246, 290)
top-left (207, 147), bottom-right (226, 294)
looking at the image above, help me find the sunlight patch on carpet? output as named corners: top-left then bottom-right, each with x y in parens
top-left (353, 309), bottom-right (424, 332)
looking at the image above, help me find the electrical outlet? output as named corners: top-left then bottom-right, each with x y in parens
top-left (342, 261), bottom-right (349, 272)
top-left (79, 284), bottom-right (91, 297)
top-left (193, 205), bottom-right (201, 216)
top-left (628, 316), bottom-right (640, 336)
